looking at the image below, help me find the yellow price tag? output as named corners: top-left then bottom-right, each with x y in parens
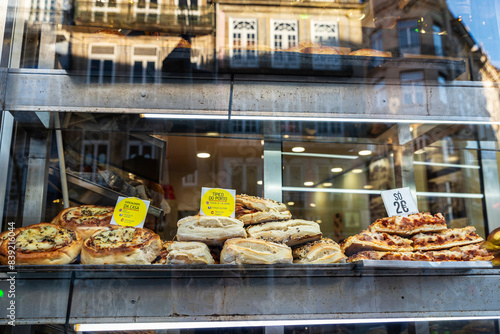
top-left (200, 188), bottom-right (236, 217)
top-left (112, 197), bottom-right (149, 227)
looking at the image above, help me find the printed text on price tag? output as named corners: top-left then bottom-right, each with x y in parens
top-left (380, 187), bottom-right (419, 217)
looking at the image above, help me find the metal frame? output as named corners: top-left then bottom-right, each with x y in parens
top-left (1, 266), bottom-right (499, 325)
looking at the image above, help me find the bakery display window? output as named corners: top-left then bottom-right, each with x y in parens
top-left (1, 0), bottom-right (500, 332)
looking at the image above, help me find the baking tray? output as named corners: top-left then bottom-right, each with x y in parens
top-left (353, 260), bottom-right (493, 269)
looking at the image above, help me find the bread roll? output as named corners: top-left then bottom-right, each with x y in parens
top-left (154, 241), bottom-right (215, 265)
top-left (236, 194), bottom-right (291, 225)
top-left (246, 219), bottom-right (322, 246)
top-left (293, 238), bottom-right (346, 264)
top-left (220, 238), bottom-right (292, 264)
top-left (176, 216), bottom-right (247, 247)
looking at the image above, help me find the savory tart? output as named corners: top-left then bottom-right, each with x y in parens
top-left (81, 226), bottom-right (161, 265)
top-left (0, 223), bottom-right (82, 265)
top-left (368, 212), bottom-right (447, 236)
top-left (51, 205), bottom-right (114, 239)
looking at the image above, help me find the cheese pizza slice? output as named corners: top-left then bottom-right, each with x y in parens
top-left (340, 230), bottom-right (413, 256)
top-left (411, 226), bottom-right (483, 251)
top-left (51, 205), bottom-right (114, 239)
top-left (0, 223), bottom-right (83, 265)
top-left (368, 213), bottom-right (447, 236)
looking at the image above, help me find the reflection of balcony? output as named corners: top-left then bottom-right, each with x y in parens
top-left (74, 1), bottom-right (214, 34)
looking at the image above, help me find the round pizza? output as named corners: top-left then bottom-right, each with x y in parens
top-left (81, 226), bottom-right (161, 265)
top-left (51, 205), bottom-right (114, 239)
top-left (0, 223), bottom-right (83, 265)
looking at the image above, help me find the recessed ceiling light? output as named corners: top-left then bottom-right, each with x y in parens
top-left (257, 180), bottom-right (263, 185)
top-left (197, 153), bottom-right (210, 158)
top-left (283, 135), bottom-right (290, 139)
top-left (323, 182), bottom-right (333, 187)
top-left (310, 203), bottom-right (316, 208)
top-left (287, 201), bottom-right (295, 206)
top-left (292, 147), bottom-right (305, 153)
top-left (364, 185), bottom-right (373, 189)
top-left (261, 140), bottom-right (264, 146)
top-left (415, 149), bottom-right (426, 155)
top-left (358, 150), bottom-right (372, 156)
top-left (206, 132), bottom-right (219, 136)
top-left (304, 181), bottom-right (314, 186)
top-left (352, 169), bottom-right (363, 174)
top-left (331, 167), bottom-right (343, 173)
top-left (316, 220), bottom-right (322, 223)
top-left (410, 127), bottom-right (414, 132)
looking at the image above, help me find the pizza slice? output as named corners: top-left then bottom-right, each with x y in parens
top-left (81, 226), bottom-right (161, 265)
top-left (347, 250), bottom-right (433, 262)
top-left (51, 205), bottom-right (114, 239)
top-left (340, 230), bottom-right (413, 256)
top-left (0, 223), bottom-right (83, 265)
top-left (411, 226), bottom-right (483, 251)
top-left (368, 212), bottom-right (447, 236)
top-left (348, 244), bottom-right (493, 262)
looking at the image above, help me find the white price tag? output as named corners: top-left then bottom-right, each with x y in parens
top-left (380, 187), bottom-right (419, 217)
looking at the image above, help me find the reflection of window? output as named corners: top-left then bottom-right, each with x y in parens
top-left (311, 21), bottom-right (338, 47)
top-left (81, 133), bottom-right (110, 182)
top-left (438, 75), bottom-right (448, 104)
top-left (127, 141), bottom-right (155, 159)
top-left (401, 71), bottom-right (424, 105)
top-left (91, 0), bottom-right (120, 23)
top-left (229, 18), bottom-right (258, 67)
top-left (271, 19), bottom-right (299, 68)
top-left (174, 0), bottom-right (200, 19)
top-left (433, 24), bottom-right (444, 56)
top-left (398, 20), bottom-right (420, 55)
top-left (131, 46), bottom-right (159, 83)
top-left (133, 0), bottom-right (160, 24)
top-left (371, 30), bottom-right (383, 51)
top-left (88, 44), bottom-right (116, 84)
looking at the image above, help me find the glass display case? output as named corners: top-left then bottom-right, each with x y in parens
top-left (0, 0), bottom-right (499, 333)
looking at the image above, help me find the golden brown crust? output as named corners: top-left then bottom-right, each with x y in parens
top-left (81, 226), bottom-right (161, 265)
top-left (340, 230), bottom-right (413, 256)
top-left (0, 223), bottom-right (82, 265)
top-left (236, 194), bottom-right (287, 212)
top-left (368, 213), bottom-right (447, 236)
top-left (236, 194), bottom-right (291, 225)
top-left (348, 49), bottom-right (391, 57)
top-left (51, 205), bottom-right (114, 240)
top-left (348, 244), bottom-right (493, 262)
top-left (411, 226), bottom-right (483, 251)
top-left (487, 227), bottom-right (500, 244)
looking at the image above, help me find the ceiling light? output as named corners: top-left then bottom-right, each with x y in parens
top-left (206, 132), bottom-right (219, 136)
top-left (352, 169), bottom-right (363, 174)
top-left (75, 316), bottom-right (500, 332)
top-left (414, 149), bottom-right (426, 155)
top-left (364, 185), bottom-right (373, 189)
top-left (409, 127), bottom-right (414, 132)
top-left (257, 180), bottom-right (263, 185)
top-left (261, 140), bottom-right (264, 146)
top-left (323, 182), bottom-right (333, 187)
top-left (316, 220), bottom-right (322, 223)
top-left (358, 150), bottom-right (372, 156)
top-left (197, 153), bottom-right (210, 158)
top-left (304, 181), bottom-right (314, 186)
top-left (310, 203), bottom-right (316, 207)
top-left (292, 147), bottom-right (305, 153)
top-left (283, 135), bottom-right (290, 139)
top-left (283, 153), bottom-right (357, 160)
top-left (287, 201), bottom-right (295, 206)
top-left (331, 167), bottom-right (343, 173)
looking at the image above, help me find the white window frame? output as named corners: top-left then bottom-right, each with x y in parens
top-left (229, 18), bottom-right (258, 68)
top-left (87, 44), bottom-right (116, 84)
top-left (127, 140), bottom-right (156, 159)
top-left (131, 45), bottom-right (160, 84)
top-left (133, 0), bottom-right (161, 24)
top-left (174, 0), bottom-right (201, 21)
top-left (310, 20), bottom-right (339, 47)
top-left (91, 0), bottom-right (121, 23)
top-left (271, 19), bottom-right (299, 69)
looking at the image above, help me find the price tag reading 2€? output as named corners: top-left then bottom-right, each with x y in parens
top-left (200, 188), bottom-right (236, 218)
top-left (110, 196), bottom-right (150, 228)
top-left (381, 187), bottom-right (419, 217)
